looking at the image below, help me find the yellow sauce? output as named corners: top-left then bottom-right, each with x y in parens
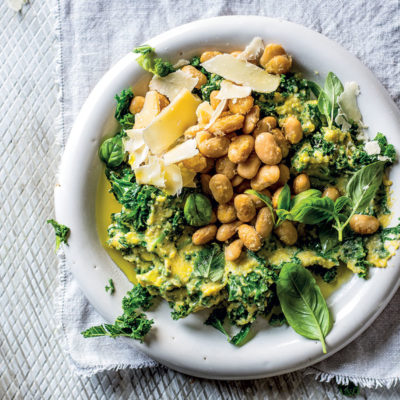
top-left (96, 169), bottom-right (137, 283)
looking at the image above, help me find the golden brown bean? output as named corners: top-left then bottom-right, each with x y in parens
top-left (255, 207), bottom-right (274, 238)
top-left (272, 186), bottom-right (285, 208)
top-left (322, 187), bottom-right (340, 202)
top-left (129, 96), bottom-right (145, 114)
top-left (217, 203), bottom-right (237, 224)
top-left (264, 55), bottom-right (292, 74)
top-left (235, 179), bottom-right (251, 194)
top-left (276, 164), bottom-right (290, 187)
top-left (231, 174), bottom-right (244, 187)
top-left (209, 114), bottom-right (245, 134)
top-left (210, 211), bottom-right (217, 224)
top-left (248, 189), bottom-right (271, 209)
top-left (238, 224), bottom-right (262, 251)
top-left (228, 135), bottom-right (255, 163)
top-left (182, 153), bottom-right (209, 172)
top-left (216, 221), bottom-right (242, 242)
top-left (192, 224), bottom-right (217, 245)
top-left (200, 51), bottom-right (222, 63)
top-left (234, 194), bottom-right (256, 222)
top-left (200, 174), bottom-right (212, 195)
top-left (209, 174), bottom-right (234, 204)
top-left (215, 156), bottom-right (237, 179)
top-left (225, 239), bottom-right (243, 261)
top-left (210, 90), bottom-right (229, 111)
top-left (293, 174), bottom-right (310, 194)
top-left (251, 165), bottom-right (280, 191)
top-left (260, 44), bottom-right (287, 67)
top-left (202, 157), bottom-right (215, 173)
top-left (283, 116), bottom-right (303, 144)
top-left (242, 105), bottom-right (260, 134)
top-left (270, 128), bottom-right (290, 158)
top-left (253, 116), bottom-right (277, 137)
top-left (237, 152), bottom-right (261, 179)
top-left (254, 132), bottom-right (282, 165)
top-left (158, 93), bottom-right (170, 110)
top-left (274, 220), bottom-right (298, 245)
top-left (349, 215), bottom-right (380, 235)
top-left (228, 96), bottom-right (254, 115)
top-left (181, 65), bottom-right (207, 89)
top-left (184, 124), bottom-right (203, 138)
top-left (197, 131), bottom-right (230, 158)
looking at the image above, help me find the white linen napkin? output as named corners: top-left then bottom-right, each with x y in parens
top-left (55, 0), bottom-right (400, 386)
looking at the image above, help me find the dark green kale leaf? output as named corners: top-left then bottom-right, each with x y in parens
top-left (204, 308), bottom-right (230, 338)
top-left (200, 73), bottom-right (223, 101)
top-left (338, 381), bottom-right (360, 397)
top-left (119, 113), bottom-right (135, 130)
top-left (254, 92), bottom-right (277, 118)
top-left (105, 279), bottom-right (115, 294)
top-left (114, 88), bottom-right (134, 122)
top-left (193, 243), bottom-right (225, 282)
top-left (189, 55), bottom-right (201, 67)
top-left (279, 73), bottom-right (310, 100)
top-left (308, 265), bottom-right (338, 283)
top-left (47, 219), bottom-right (70, 250)
top-left (133, 45), bottom-right (175, 77)
top-left (230, 324), bottom-right (251, 346)
top-left (82, 284), bottom-right (154, 342)
top-left (339, 236), bottom-right (370, 279)
top-left (269, 313), bottom-right (287, 327)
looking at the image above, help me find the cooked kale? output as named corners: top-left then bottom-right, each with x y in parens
top-left (269, 313), bottom-right (287, 327)
top-left (114, 88), bottom-right (134, 122)
top-left (105, 279), bottom-right (115, 294)
top-left (82, 284), bottom-right (154, 342)
top-left (189, 55), bottom-right (201, 67)
top-left (133, 45), bottom-right (175, 77)
top-left (279, 73), bottom-right (310, 100)
top-left (309, 265), bottom-right (338, 283)
top-left (254, 92), bottom-right (277, 118)
top-left (192, 243), bottom-right (225, 282)
top-left (339, 236), bottom-right (370, 279)
top-left (47, 219), bottom-right (70, 250)
top-left (204, 308), bottom-right (230, 338)
top-left (200, 73), bottom-right (223, 101)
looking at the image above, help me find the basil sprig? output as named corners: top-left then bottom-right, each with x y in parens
top-left (277, 262), bottom-right (332, 353)
top-left (315, 72), bottom-right (344, 129)
top-left (251, 162), bottom-right (385, 242)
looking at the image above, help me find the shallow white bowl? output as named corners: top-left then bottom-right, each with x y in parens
top-left (55, 16), bottom-right (400, 379)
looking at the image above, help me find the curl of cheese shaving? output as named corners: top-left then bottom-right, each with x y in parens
top-left (216, 80), bottom-right (252, 100)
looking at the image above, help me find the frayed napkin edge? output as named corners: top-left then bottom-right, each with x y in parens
top-left (304, 367), bottom-right (400, 389)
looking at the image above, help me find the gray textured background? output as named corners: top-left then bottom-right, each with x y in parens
top-left (1, 0), bottom-right (400, 398)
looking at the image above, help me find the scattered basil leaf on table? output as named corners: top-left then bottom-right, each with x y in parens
top-left (277, 262), bottom-right (332, 353)
top-left (184, 193), bottom-right (212, 226)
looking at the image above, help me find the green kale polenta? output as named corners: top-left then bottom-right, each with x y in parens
top-left (83, 39), bottom-right (400, 351)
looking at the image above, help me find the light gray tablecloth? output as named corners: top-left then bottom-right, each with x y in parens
top-left (56, 0), bottom-right (400, 388)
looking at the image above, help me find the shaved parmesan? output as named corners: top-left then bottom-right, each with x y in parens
top-left (143, 89), bottom-right (201, 154)
top-left (338, 82), bottom-right (362, 124)
top-left (149, 70), bottom-right (198, 101)
top-left (204, 98), bottom-right (228, 130)
top-left (134, 157), bottom-right (165, 187)
top-left (173, 59), bottom-right (190, 68)
top-left (201, 54), bottom-right (280, 93)
top-left (196, 101), bottom-right (214, 124)
top-left (365, 141), bottom-right (381, 156)
top-left (238, 37), bottom-right (264, 61)
top-left (163, 139), bottom-right (199, 165)
top-left (164, 164), bottom-right (183, 195)
top-left (216, 80), bottom-right (252, 100)
top-left (134, 91), bottom-right (163, 129)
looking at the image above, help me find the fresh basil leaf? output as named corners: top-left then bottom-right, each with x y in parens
top-left (317, 90), bottom-right (332, 125)
top-left (307, 80), bottom-right (322, 98)
top-left (276, 209), bottom-right (291, 221)
top-left (334, 196), bottom-right (352, 213)
top-left (184, 193), bottom-right (212, 227)
top-left (277, 262), bottom-right (332, 353)
top-left (346, 161), bottom-right (385, 213)
top-left (277, 184), bottom-right (291, 211)
top-left (290, 189), bottom-right (322, 209)
top-left (230, 324), bottom-right (251, 346)
top-left (99, 136), bottom-right (125, 167)
top-left (319, 226), bottom-right (339, 252)
top-left (193, 243), bottom-right (225, 282)
top-left (245, 189), bottom-right (275, 224)
top-left (289, 196), bottom-right (335, 225)
top-left (324, 72), bottom-right (344, 104)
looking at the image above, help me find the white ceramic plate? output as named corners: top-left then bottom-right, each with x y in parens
top-left (55, 16), bottom-right (400, 379)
